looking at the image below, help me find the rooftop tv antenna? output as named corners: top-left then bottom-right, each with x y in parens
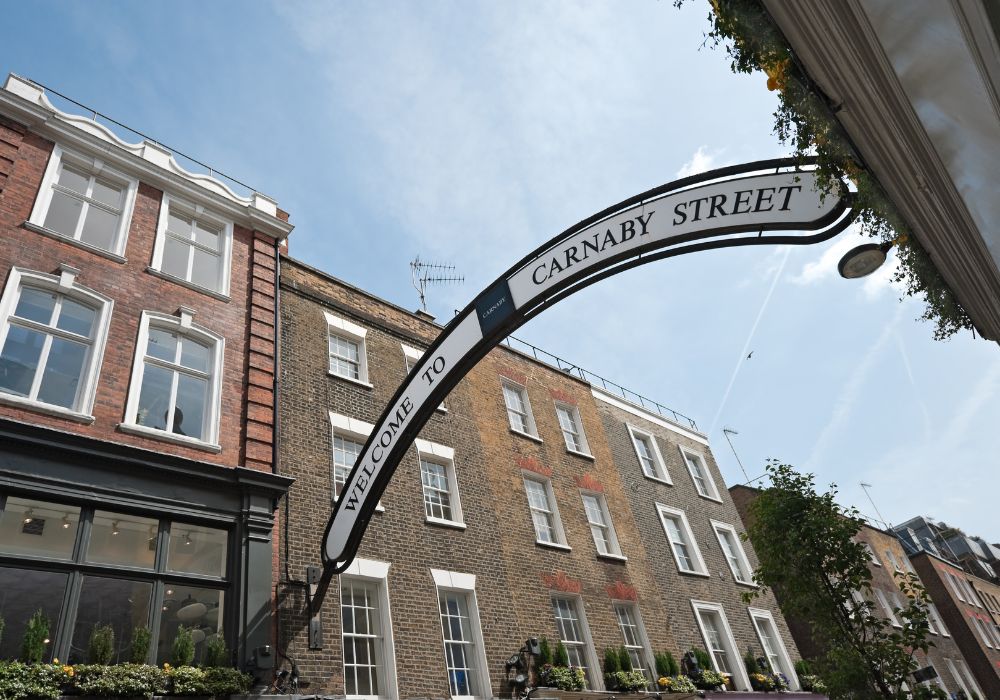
top-left (722, 427), bottom-right (751, 483)
top-left (410, 257), bottom-right (464, 313)
top-left (859, 481), bottom-right (892, 532)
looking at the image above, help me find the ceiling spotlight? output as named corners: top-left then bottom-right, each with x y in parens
top-left (184, 533), bottom-right (193, 546)
top-left (23, 509), bottom-right (34, 524)
top-left (166, 588), bottom-right (174, 596)
top-left (62, 515), bottom-right (71, 529)
top-left (111, 521), bottom-right (120, 536)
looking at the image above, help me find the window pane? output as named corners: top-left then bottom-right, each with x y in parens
top-left (56, 298), bottom-right (96, 338)
top-left (0, 325), bottom-right (45, 396)
top-left (157, 585), bottom-right (224, 664)
top-left (0, 566), bottom-right (68, 661)
top-left (168, 209), bottom-right (192, 237)
top-left (87, 511), bottom-right (158, 568)
top-left (42, 190), bottom-right (84, 236)
top-left (135, 363), bottom-right (173, 431)
top-left (36, 336), bottom-right (88, 408)
top-left (57, 164), bottom-right (89, 194)
top-left (179, 337), bottom-right (210, 373)
top-left (146, 328), bottom-right (178, 363)
top-left (174, 373), bottom-right (207, 440)
top-left (79, 205), bottom-right (120, 250)
top-left (0, 497), bottom-right (80, 559)
top-left (14, 288), bottom-right (57, 325)
top-left (161, 236), bottom-right (190, 280)
top-left (91, 178), bottom-right (123, 208)
top-left (190, 247), bottom-right (221, 291)
top-left (69, 576), bottom-right (152, 664)
top-left (167, 523), bottom-right (227, 577)
top-left (193, 221), bottom-right (220, 249)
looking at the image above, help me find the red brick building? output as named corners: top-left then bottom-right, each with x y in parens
top-left (0, 74), bottom-right (291, 675)
top-left (911, 551), bottom-right (1000, 698)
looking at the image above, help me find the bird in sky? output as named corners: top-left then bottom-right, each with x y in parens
top-left (746, 351), bottom-right (754, 360)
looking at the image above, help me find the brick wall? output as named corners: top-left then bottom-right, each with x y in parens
top-left (278, 258), bottom-right (522, 697)
top-left (596, 404), bottom-right (801, 690)
top-left (912, 552), bottom-right (1000, 697)
top-left (462, 347), bottom-right (679, 679)
top-left (0, 119), bottom-right (278, 469)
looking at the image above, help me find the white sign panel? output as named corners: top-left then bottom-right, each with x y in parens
top-left (508, 171), bottom-right (838, 307)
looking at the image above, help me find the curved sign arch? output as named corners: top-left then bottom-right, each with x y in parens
top-left (322, 157), bottom-right (855, 572)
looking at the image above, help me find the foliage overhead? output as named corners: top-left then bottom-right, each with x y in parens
top-left (676, 0), bottom-right (975, 340)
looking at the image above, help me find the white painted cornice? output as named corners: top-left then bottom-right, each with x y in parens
top-left (0, 74), bottom-right (292, 241)
top-left (763, 0), bottom-right (1000, 340)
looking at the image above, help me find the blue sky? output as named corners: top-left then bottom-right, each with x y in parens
top-left (6, 1), bottom-right (998, 538)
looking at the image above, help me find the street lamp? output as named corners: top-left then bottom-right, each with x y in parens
top-left (838, 235), bottom-right (906, 279)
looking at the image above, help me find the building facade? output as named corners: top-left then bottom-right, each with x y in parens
top-left (0, 74), bottom-right (291, 674)
top-left (277, 255), bottom-right (805, 697)
top-left (594, 396), bottom-right (801, 692)
top-left (911, 551), bottom-right (1000, 698)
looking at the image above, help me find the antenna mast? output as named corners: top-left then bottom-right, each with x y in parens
top-left (410, 256), bottom-right (464, 313)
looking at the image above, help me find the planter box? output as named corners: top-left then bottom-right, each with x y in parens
top-left (531, 690), bottom-right (700, 700)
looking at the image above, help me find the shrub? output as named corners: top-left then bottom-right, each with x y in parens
top-left (88, 624), bottom-right (115, 665)
top-left (166, 665), bottom-right (207, 695)
top-left (202, 667), bottom-right (252, 695)
top-left (603, 647), bottom-right (621, 674)
top-left (657, 674), bottom-right (696, 693)
top-left (170, 627), bottom-right (195, 668)
top-left (202, 634), bottom-right (228, 668)
top-left (655, 651), bottom-right (679, 677)
top-left (20, 610), bottom-right (49, 663)
top-left (744, 648), bottom-right (758, 677)
top-left (539, 665), bottom-right (585, 691)
top-left (553, 640), bottom-right (569, 667)
top-left (690, 647), bottom-right (712, 672)
top-left (794, 658), bottom-right (812, 676)
top-left (537, 637), bottom-right (552, 666)
top-left (695, 668), bottom-right (726, 690)
top-left (130, 626), bottom-right (152, 664)
top-left (0, 660), bottom-right (69, 700)
top-left (617, 645), bottom-right (632, 672)
top-left (73, 664), bottom-right (166, 697)
top-left (610, 670), bottom-right (647, 692)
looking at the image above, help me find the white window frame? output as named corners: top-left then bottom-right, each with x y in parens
top-left (339, 558), bottom-right (398, 700)
top-left (626, 424), bottom-right (671, 484)
top-left (120, 308), bottom-right (224, 451)
top-left (691, 600), bottom-right (751, 691)
top-left (953, 657), bottom-right (985, 700)
top-left (416, 439), bottom-right (465, 529)
top-left (580, 491), bottom-right (624, 560)
top-left (656, 503), bottom-right (709, 576)
top-left (613, 602), bottom-right (655, 685)
top-left (430, 569), bottom-right (491, 700)
top-left (678, 445), bottom-right (721, 501)
top-left (27, 144), bottom-right (138, 259)
top-left (944, 571), bottom-right (968, 603)
top-left (551, 595), bottom-right (601, 689)
top-left (502, 380), bottom-right (540, 439)
top-left (711, 520), bottom-right (754, 586)
top-left (972, 615), bottom-right (995, 649)
top-left (555, 402), bottom-right (591, 457)
top-left (328, 413), bottom-right (384, 512)
top-left (748, 608), bottom-right (799, 690)
top-left (862, 542), bottom-right (882, 566)
top-left (0, 266), bottom-right (113, 422)
top-left (150, 193), bottom-right (233, 297)
top-left (325, 311), bottom-right (371, 386)
top-left (523, 473), bottom-right (569, 550)
top-left (884, 548), bottom-right (903, 573)
top-left (874, 589), bottom-right (901, 627)
top-left (401, 343), bottom-right (446, 412)
top-left (927, 602), bottom-right (950, 637)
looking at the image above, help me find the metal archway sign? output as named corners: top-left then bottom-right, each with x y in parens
top-left (322, 157), bottom-right (855, 573)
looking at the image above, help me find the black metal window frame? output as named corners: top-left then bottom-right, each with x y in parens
top-left (0, 491), bottom-right (230, 663)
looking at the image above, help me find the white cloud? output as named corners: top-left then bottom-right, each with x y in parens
top-left (788, 233), bottom-right (859, 286)
top-left (676, 145), bottom-right (723, 178)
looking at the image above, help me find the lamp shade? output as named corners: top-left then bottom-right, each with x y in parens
top-left (176, 601), bottom-right (207, 622)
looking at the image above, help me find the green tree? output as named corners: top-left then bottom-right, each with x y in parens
top-left (171, 626), bottom-right (196, 667)
top-left (743, 460), bottom-right (932, 699)
top-left (88, 623), bottom-right (115, 664)
top-left (130, 626), bottom-right (152, 664)
top-left (20, 610), bottom-right (49, 663)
